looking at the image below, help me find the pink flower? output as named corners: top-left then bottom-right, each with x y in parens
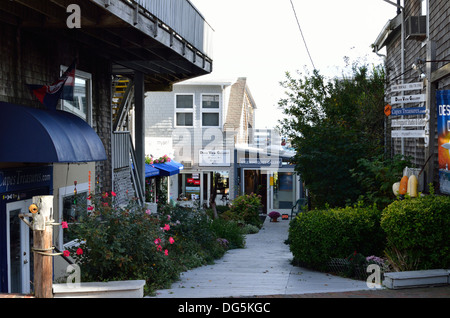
top-left (63, 250), bottom-right (70, 257)
top-left (154, 238), bottom-right (161, 245)
top-left (163, 224), bottom-right (170, 231)
top-left (167, 215), bottom-right (171, 220)
top-left (103, 202), bottom-right (108, 207)
top-left (164, 249), bottom-right (169, 256)
top-left (169, 237), bottom-right (175, 244)
top-left (61, 221), bottom-right (68, 229)
top-left (76, 248), bottom-right (83, 255)
top-left (103, 192), bottom-right (108, 198)
top-left (157, 245), bottom-right (162, 252)
top-left (111, 191), bottom-right (117, 197)
top-left (145, 209), bottom-right (151, 215)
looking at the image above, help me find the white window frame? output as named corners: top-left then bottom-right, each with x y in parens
top-left (57, 182), bottom-right (90, 250)
top-left (201, 93), bottom-right (221, 127)
top-left (59, 66), bottom-right (93, 126)
top-left (174, 93), bottom-right (195, 128)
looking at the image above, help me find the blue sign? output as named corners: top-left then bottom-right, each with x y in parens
top-left (391, 107), bottom-right (426, 116)
top-left (0, 166), bottom-right (53, 194)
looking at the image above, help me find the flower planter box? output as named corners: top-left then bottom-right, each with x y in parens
top-left (53, 280), bottom-right (146, 298)
top-left (383, 269), bottom-right (449, 289)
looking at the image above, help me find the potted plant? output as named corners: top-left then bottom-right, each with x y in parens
top-left (268, 211), bottom-right (281, 222)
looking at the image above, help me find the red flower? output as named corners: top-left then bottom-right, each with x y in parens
top-left (111, 191), bottom-right (117, 197)
top-left (76, 248), bottom-right (83, 255)
top-left (63, 250), bottom-right (70, 257)
top-left (61, 221), bottom-right (68, 229)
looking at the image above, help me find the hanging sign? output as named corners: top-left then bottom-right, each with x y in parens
top-left (391, 130), bottom-right (426, 138)
top-left (391, 94), bottom-right (425, 104)
top-left (391, 118), bottom-right (427, 127)
top-left (390, 106), bottom-right (426, 116)
top-left (391, 82), bottom-right (423, 92)
top-left (437, 90), bottom-right (450, 194)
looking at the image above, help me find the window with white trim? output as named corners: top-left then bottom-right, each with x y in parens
top-left (201, 94), bottom-right (220, 127)
top-left (60, 67), bottom-right (92, 125)
top-left (175, 94), bottom-right (194, 127)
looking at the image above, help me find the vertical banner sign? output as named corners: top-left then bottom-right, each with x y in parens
top-left (437, 90), bottom-right (450, 194)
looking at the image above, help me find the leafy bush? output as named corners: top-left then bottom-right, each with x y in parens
top-left (288, 203), bottom-right (385, 271)
top-left (381, 193), bottom-right (450, 270)
top-left (228, 193), bottom-right (263, 228)
top-left (66, 194), bottom-right (178, 294)
top-left (210, 218), bottom-right (246, 249)
top-left (351, 154), bottom-right (412, 209)
top-left (65, 193), bottom-right (244, 295)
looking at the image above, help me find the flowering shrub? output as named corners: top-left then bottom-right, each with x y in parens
top-left (268, 211), bottom-right (280, 219)
top-left (64, 192), bottom-right (178, 293)
top-left (64, 188), bottom-right (247, 295)
top-left (228, 193), bottom-right (263, 228)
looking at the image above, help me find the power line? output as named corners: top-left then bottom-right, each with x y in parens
top-left (289, 0), bottom-right (316, 70)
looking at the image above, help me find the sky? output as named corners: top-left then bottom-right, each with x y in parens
top-left (189, 0), bottom-right (399, 129)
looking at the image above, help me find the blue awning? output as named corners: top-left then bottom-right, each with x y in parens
top-left (145, 164), bottom-right (160, 178)
top-left (0, 102), bottom-right (107, 163)
top-left (152, 160), bottom-right (184, 176)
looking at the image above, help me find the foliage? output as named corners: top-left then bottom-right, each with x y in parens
top-left (268, 211), bottom-right (281, 219)
top-left (278, 63), bottom-right (386, 208)
top-left (210, 218), bottom-right (246, 249)
top-left (351, 154), bottom-right (412, 209)
top-left (65, 192), bottom-right (246, 295)
top-left (228, 193), bottom-right (263, 228)
top-left (381, 193), bottom-right (450, 271)
top-left (288, 203), bottom-right (385, 271)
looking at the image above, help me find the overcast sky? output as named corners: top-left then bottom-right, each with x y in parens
top-left (189, 0), bottom-right (399, 128)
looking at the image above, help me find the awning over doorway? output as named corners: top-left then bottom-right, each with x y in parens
top-left (145, 164), bottom-right (160, 178)
top-left (151, 160), bottom-right (184, 177)
top-left (0, 102), bottom-right (107, 163)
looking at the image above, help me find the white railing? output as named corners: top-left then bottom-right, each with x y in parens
top-left (134, 0), bottom-right (214, 58)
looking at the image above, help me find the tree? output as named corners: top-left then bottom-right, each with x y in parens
top-left (278, 63), bottom-right (386, 208)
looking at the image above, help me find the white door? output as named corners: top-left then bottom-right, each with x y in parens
top-left (6, 199), bottom-right (32, 294)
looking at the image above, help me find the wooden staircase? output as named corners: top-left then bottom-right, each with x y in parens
top-left (112, 76), bottom-right (134, 131)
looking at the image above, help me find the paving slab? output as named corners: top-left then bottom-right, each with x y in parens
top-left (150, 217), bottom-right (371, 298)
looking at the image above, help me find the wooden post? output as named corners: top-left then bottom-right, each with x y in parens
top-left (32, 196), bottom-right (54, 298)
top-left (425, 41), bottom-right (437, 190)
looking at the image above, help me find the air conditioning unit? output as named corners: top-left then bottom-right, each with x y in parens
top-left (405, 16), bottom-right (427, 41)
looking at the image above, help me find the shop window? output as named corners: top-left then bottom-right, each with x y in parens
top-left (175, 94), bottom-right (194, 127)
top-left (60, 67), bottom-right (92, 125)
top-left (178, 173), bottom-right (201, 201)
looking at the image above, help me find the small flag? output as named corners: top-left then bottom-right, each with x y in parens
top-left (27, 60), bottom-right (77, 110)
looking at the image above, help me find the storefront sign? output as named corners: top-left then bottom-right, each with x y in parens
top-left (239, 158), bottom-right (282, 168)
top-left (0, 166), bottom-right (53, 194)
top-left (390, 107), bottom-right (426, 116)
top-left (437, 90), bottom-right (450, 194)
top-left (391, 94), bottom-right (425, 104)
top-left (391, 130), bottom-right (426, 138)
top-left (391, 82), bottom-right (423, 92)
top-left (199, 149), bottom-right (231, 167)
top-left (391, 118), bottom-right (427, 127)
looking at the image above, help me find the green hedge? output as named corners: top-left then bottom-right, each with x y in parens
top-left (288, 204), bottom-right (385, 271)
top-left (381, 194), bottom-right (450, 270)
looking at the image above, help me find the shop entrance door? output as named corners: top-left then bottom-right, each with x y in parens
top-left (270, 172), bottom-right (296, 214)
top-left (6, 199), bottom-right (33, 294)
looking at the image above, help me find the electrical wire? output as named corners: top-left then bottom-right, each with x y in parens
top-left (289, 0), bottom-right (316, 70)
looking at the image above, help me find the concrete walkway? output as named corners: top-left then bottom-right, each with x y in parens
top-left (151, 217), bottom-right (371, 298)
